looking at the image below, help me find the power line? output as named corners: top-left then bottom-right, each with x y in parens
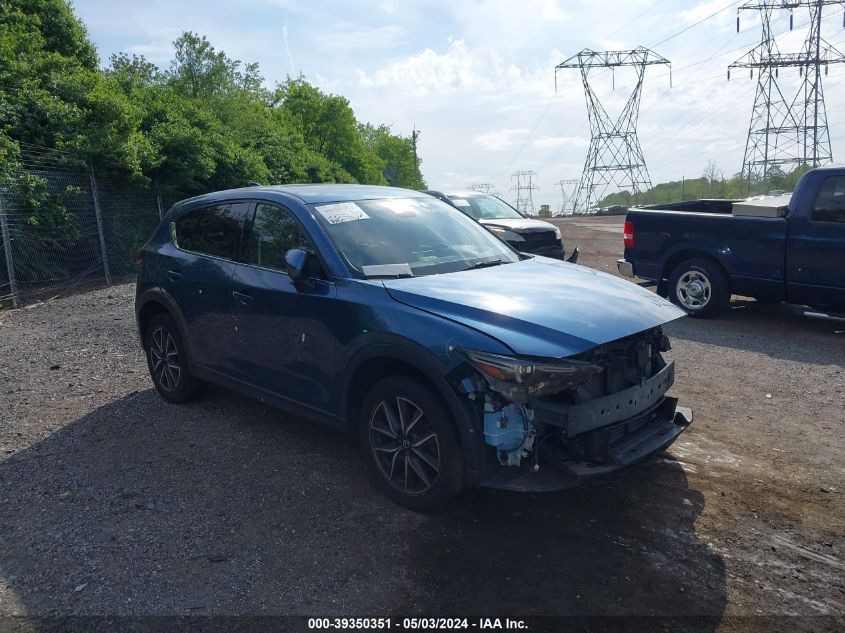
top-left (556, 48), bottom-right (671, 212)
top-left (729, 0), bottom-right (845, 188)
top-left (511, 170), bottom-right (538, 214)
top-left (499, 92), bottom-right (558, 179)
top-left (555, 179), bottom-right (579, 215)
top-left (544, 9), bottom-right (845, 181)
top-left (498, 0), bottom-right (717, 181)
top-left (650, 0), bottom-right (746, 48)
top-left (604, 0), bottom-right (673, 41)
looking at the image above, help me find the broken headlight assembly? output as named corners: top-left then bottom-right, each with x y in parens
top-left (458, 348), bottom-right (603, 403)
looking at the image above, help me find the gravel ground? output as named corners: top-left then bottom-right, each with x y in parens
top-left (0, 217), bottom-right (843, 631)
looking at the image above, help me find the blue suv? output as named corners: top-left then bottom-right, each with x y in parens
top-left (135, 185), bottom-right (692, 510)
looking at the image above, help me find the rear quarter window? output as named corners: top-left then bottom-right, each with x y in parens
top-left (174, 203), bottom-right (249, 259)
top-left (811, 176), bottom-right (845, 223)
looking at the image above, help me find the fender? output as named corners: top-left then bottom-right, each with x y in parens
top-left (135, 286), bottom-right (197, 371)
top-left (659, 241), bottom-right (733, 282)
top-left (340, 339), bottom-right (485, 486)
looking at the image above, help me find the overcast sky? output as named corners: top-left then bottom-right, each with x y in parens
top-left (74, 0), bottom-right (845, 210)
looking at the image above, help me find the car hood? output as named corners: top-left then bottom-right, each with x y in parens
top-left (382, 258), bottom-right (685, 358)
top-left (478, 217), bottom-right (555, 233)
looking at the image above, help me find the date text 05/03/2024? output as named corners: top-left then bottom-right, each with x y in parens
top-left (307, 618), bottom-right (529, 630)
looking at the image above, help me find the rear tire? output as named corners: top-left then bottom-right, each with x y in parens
top-left (359, 376), bottom-right (464, 512)
top-left (668, 258), bottom-right (731, 318)
top-left (145, 313), bottom-right (205, 403)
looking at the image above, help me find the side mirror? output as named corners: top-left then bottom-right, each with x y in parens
top-left (284, 248), bottom-right (312, 290)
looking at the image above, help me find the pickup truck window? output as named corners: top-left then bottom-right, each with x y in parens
top-left (812, 176), bottom-right (845, 223)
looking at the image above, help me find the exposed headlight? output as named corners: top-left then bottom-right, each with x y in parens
top-left (554, 227), bottom-right (561, 240)
top-left (487, 226), bottom-right (525, 242)
top-left (458, 348), bottom-right (602, 403)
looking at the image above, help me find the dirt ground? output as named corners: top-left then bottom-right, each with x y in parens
top-left (0, 216), bottom-right (842, 631)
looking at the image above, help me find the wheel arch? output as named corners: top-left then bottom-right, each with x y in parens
top-left (660, 249), bottom-right (731, 297)
top-left (135, 288), bottom-right (196, 369)
top-left (341, 344), bottom-right (484, 485)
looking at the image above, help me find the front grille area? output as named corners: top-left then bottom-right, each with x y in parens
top-left (521, 231), bottom-right (558, 246)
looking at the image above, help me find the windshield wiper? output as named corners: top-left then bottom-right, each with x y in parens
top-left (462, 259), bottom-right (504, 271)
top-left (361, 263), bottom-right (414, 278)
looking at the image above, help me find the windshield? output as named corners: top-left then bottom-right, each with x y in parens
top-left (309, 197), bottom-right (520, 278)
top-left (447, 194), bottom-right (523, 220)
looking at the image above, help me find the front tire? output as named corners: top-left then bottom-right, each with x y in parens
top-left (359, 377), bottom-right (464, 512)
top-left (145, 313), bottom-right (205, 403)
top-left (668, 258), bottom-right (731, 318)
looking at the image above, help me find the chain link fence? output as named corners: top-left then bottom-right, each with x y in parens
top-left (0, 165), bottom-right (163, 309)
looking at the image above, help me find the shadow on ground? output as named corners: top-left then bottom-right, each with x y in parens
top-left (665, 299), bottom-right (845, 366)
top-left (0, 387), bottom-right (725, 629)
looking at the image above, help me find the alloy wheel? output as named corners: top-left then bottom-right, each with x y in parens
top-left (369, 396), bottom-right (441, 496)
top-left (150, 326), bottom-right (182, 392)
top-left (676, 270), bottom-right (712, 311)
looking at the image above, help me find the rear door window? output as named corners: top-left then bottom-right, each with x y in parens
top-left (812, 176), bottom-right (845, 223)
top-left (175, 202), bottom-right (250, 259)
top-left (243, 203), bottom-right (316, 273)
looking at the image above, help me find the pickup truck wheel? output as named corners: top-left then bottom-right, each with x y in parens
top-left (360, 376), bottom-right (464, 512)
top-left (668, 258), bottom-right (730, 318)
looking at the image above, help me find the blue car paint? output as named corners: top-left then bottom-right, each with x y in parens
top-left (382, 257), bottom-right (684, 358)
top-left (137, 184), bottom-right (689, 491)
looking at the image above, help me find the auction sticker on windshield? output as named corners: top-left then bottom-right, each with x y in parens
top-left (315, 202), bottom-right (370, 224)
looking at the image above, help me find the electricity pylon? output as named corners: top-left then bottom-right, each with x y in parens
top-left (468, 183), bottom-right (495, 194)
top-left (555, 179), bottom-right (579, 215)
top-left (511, 171), bottom-right (538, 214)
top-left (556, 48), bottom-right (670, 213)
top-left (729, 1), bottom-right (845, 189)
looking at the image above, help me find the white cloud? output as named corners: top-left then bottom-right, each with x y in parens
top-left (316, 24), bottom-right (407, 51)
top-left (472, 128), bottom-right (529, 151)
top-left (73, 0), bottom-right (845, 211)
top-left (355, 39), bottom-right (559, 98)
top-left (532, 135), bottom-right (589, 149)
top-left (679, 0), bottom-right (737, 25)
top-left (357, 40), bottom-right (476, 96)
top-left (445, 0), bottom-right (569, 51)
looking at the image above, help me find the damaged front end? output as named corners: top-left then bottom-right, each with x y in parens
top-left (451, 327), bottom-right (693, 491)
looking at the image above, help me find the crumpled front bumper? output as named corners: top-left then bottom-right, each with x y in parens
top-left (517, 241), bottom-right (566, 260)
top-left (479, 396), bottom-right (693, 492)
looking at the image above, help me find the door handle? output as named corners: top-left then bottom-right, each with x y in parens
top-left (232, 290), bottom-right (253, 304)
top-left (167, 269), bottom-right (182, 282)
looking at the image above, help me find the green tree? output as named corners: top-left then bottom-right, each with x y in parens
top-left (3, 3), bottom-right (426, 197)
top-left (360, 123), bottom-right (426, 189)
top-left (274, 77), bottom-right (386, 184)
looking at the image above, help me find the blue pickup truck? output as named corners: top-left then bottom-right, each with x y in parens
top-left (617, 165), bottom-right (845, 318)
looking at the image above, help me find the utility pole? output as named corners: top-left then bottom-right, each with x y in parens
top-left (555, 179), bottom-right (579, 215)
top-left (411, 127), bottom-right (420, 168)
top-left (556, 47), bottom-right (671, 213)
top-left (511, 171), bottom-right (538, 215)
top-left (729, 1), bottom-right (845, 190)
